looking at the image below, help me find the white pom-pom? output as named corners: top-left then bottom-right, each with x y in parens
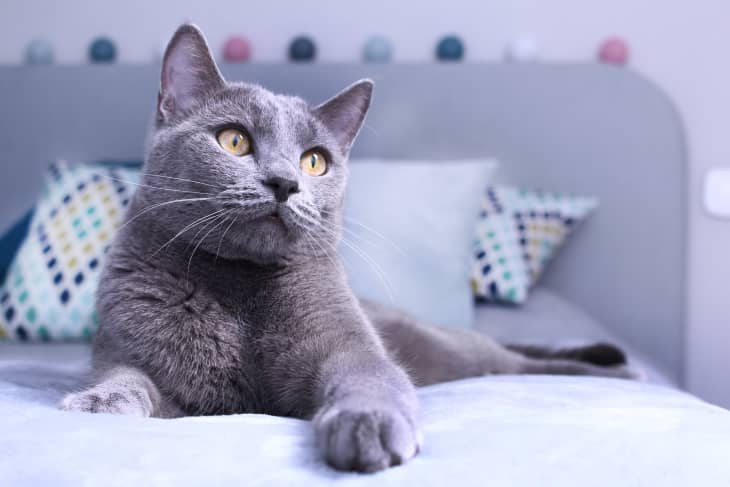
top-left (505, 36), bottom-right (538, 62)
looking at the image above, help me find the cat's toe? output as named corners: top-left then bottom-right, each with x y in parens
top-left (60, 388), bottom-right (151, 416)
top-left (315, 404), bottom-right (420, 473)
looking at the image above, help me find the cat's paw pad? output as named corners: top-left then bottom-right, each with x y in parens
top-left (60, 388), bottom-right (152, 416)
top-left (315, 404), bottom-right (421, 473)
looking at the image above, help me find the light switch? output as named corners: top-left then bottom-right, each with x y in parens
top-left (704, 168), bottom-right (730, 218)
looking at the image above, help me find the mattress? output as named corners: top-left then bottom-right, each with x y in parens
top-left (1, 292), bottom-right (727, 485)
top-left (1, 342), bottom-right (729, 486)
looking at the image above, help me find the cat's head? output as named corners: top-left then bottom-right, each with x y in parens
top-left (142, 24), bottom-right (371, 263)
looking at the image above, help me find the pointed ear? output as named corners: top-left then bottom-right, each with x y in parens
top-left (158, 24), bottom-right (225, 121)
top-left (314, 79), bottom-right (373, 151)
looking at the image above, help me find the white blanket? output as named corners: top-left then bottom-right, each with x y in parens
top-left (1, 344), bottom-right (729, 486)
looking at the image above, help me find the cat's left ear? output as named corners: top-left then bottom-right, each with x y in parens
top-left (158, 24), bottom-right (225, 121)
top-left (314, 79), bottom-right (373, 151)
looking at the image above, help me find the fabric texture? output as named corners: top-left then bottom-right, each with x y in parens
top-left (0, 209), bottom-right (33, 285)
top-left (1, 343), bottom-right (729, 486)
top-left (471, 186), bottom-right (597, 304)
top-left (343, 159), bottom-right (498, 328)
top-left (0, 161), bottom-right (138, 341)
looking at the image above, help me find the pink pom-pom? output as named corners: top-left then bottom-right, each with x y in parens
top-left (598, 37), bottom-right (629, 65)
top-left (223, 36), bottom-right (251, 63)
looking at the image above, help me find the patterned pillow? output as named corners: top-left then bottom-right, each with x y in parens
top-left (471, 185), bottom-right (597, 304)
top-left (0, 161), bottom-right (138, 341)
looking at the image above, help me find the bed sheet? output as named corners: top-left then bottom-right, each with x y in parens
top-left (1, 343), bottom-right (729, 486)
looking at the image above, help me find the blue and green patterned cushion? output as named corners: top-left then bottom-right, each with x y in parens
top-left (471, 185), bottom-right (597, 304)
top-left (0, 161), bottom-right (139, 341)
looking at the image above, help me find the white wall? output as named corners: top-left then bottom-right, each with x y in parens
top-left (1, 0), bottom-right (728, 407)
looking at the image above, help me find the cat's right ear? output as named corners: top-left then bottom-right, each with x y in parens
top-left (157, 24), bottom-right (225, 122)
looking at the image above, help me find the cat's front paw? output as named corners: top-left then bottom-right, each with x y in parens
top-left (314, 401), bottom-right (421, 473)
top-left (60, 387), bottom-right (153, 416)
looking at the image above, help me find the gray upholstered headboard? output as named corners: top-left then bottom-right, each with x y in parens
top-left (0, 64), bottom-right (686, 383)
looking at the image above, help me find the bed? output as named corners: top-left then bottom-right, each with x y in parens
top-left (1, 63), bottom-right (728, 485)
top-left (2, 340), bottom-right (729, 486)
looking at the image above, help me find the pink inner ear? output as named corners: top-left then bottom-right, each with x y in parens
top-left (315, 81), bottom-right (373, 149)
top-left (159, 28), bottom-right (224, 116)
top-left (163, 46), bottom-right (202, 112)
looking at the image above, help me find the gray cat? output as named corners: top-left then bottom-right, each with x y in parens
top-left (61, 24), bottom-right (636, 473)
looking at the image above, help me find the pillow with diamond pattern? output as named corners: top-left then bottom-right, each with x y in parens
top-left (0, 161), bottom-right (138, 341)
top-left (471, 185), bottom-right (597, 304)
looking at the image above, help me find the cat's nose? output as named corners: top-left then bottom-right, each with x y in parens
top-left (263, 176), bottom-right (300, 203)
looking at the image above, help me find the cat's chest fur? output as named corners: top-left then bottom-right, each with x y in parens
top-left (96, 237), bottom-right (344, 417)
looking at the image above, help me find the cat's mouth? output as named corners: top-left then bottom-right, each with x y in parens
top-left (260, 213), bottom-right (283, 225)
top-left (255, 206), bottom-right (291, 231)
top-left (234, 201), bottom-right (304, 238)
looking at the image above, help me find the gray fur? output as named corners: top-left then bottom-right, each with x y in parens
top-left (60, 24), bottom-right (636, 473)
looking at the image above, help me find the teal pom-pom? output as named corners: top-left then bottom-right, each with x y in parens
top-left (25, 39), bottom-right (54, 65)
top-left (436, 35), bottom-right (465, 61)
top-left (89, 37), bottom-right (116, 63)
top-left (289, 36), bottom-right (316, 62)
top-left (363, 36), bottom-right (392, 63)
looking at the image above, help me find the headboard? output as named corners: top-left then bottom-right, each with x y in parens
top-left (0, 64), bottom-right (687, 383)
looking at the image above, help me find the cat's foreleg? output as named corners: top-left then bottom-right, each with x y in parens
top-left (270, 312), bottom-right (422, 473)
top-left (60, 365), bottom-right (177, 417)
top-left (312, 349), bottom-right (422, 472)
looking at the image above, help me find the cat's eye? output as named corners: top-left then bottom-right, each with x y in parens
top-left (217, 128), bottom-right (251, 156)
top-left (300, 150), bottom-right (328, 176)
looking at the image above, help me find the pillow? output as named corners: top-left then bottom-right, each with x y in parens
top-left (0, 161), bottom-right (138, 341)
top-left (0, 209), bottom-right (33, 285)
top-left (470, 185), bottom-right (597, 304)
top-left (343, 159), bottom-right (498, 328)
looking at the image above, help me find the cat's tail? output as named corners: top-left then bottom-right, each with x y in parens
top-left (508, 342), bottom-right (644, 380)
top-left (506, 342), bottom-right (627, 366)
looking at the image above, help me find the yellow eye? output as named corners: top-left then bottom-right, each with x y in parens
top-left (300, 150), bottom-right (327, 176)
top-left (217, 128), bottom-right (251, 156)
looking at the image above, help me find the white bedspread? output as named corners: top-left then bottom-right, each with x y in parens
top-left (1, 344), bottom-right (729, 486)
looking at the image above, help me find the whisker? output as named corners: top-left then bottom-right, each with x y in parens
top-left (101, 175), bottom-right (217, 196)
top-left (184, 209), bottom-right (228, 255)
top-left (337, 235), bottom-right (395, 304)
top-left (135, 171), bottom-right (221, 189)
top-left (361, 123), bottom-right (379, 137)
top-left (319, 208), bottom-right (406, 257)
top-left (292, 219), bottom-right (341, 272)
top-left (291, 207), bottom-right (394, 303)
top-left (188, 212), bottom-right (231, 274)
top-left (339, 224), bottom-right (382, 249)
top-left (215, 214), bottom-right (239, 263)
top-left (151, 209), bottom-right (227, 256)
top-left (296, 204), bottom-right (378, 248)
top-left (317, 231), bottom-right (357, 274)
top-left (296, 225), bottom-right (323, 261)
top-left (116, 197), bottom-right (215, 232)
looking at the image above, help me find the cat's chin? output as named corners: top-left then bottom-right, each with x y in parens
top-left (257, 214), bottom-right (287, 230)
top-left (211, 215), bottom-right (301, 263)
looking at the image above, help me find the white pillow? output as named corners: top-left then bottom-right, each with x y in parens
top-left (342, 159), bottom-right (498, 328)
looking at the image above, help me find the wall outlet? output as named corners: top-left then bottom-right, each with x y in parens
top-left (704, 168), bottom-right (730, 218)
